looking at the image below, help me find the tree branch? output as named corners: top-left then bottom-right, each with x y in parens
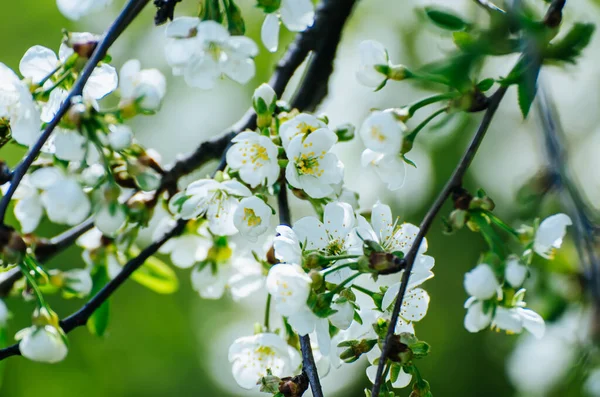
top-left (536, 83), bottom-right (600, 306)
top-left (277, 186), bottom-right (323, 397)
top-left (0, 0), bottom-right (151, 225)
top-left (370, 86), bottom-right (509, 397)
top-left (0, 0), bottom-right (358, 367)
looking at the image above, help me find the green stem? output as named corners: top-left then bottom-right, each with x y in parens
top-left (323, 263), bottom-right (351, 276)
top-left (405, 107), bottom-right (449, 142)
top-left (330, 272), bottom-right (362, 295)
top-left (264, 293), bottom-right (272, 330)
top-left (408, 93), bottom-right (455, 116)
top-left (39, 69), bottom-right (73, 94)
top-left (484, 210), bottom-right (520, 239)
top-left (38, 64), bottom-right (63, 87)
top-left (351, 284), bottom-right (377, 297)
top-left (18, 262), bottom-right (48, 309)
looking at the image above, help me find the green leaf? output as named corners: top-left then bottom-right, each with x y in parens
top-left (476, 78), bottom-right (495, 92)
top-left (425, 7), bottom-right (469, 31)
top-left (87, 266), bottom-right (110, 337)
top-left (224, 0), bottom-right (245, 35)
top-left (131, 255), bottom-right (179, 294)
top-left (545, 23), bottom-right (595, 63)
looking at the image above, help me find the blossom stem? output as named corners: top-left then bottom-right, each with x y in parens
top-left (405, 107), bottom-right (449, 143)
top-left (351, 284), bottom-right (377, 298)
top-left (322, 262), bottom-right (352, 276)
top-left (330, 272), bottom-right (362, 295)
top-left (483, 210), bottom-right (520, 239)
top-left (18, 262), bottom-right (48, 310)
top-left (264, 293), bottom-right (272, 330)
top-left (408, 93), bottom-right (457, 117)
top-left (0, 0), bottom-right (150, 225)
top-left (37, 69), bottom-right (73, 95)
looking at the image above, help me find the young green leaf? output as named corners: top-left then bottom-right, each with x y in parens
top-left (545, 23), bottom-right (595, 64)
top-left (131, 255), bottom-right (179, 294)
top-left (87, 266), bottom-right (110, 337)
top-left (425, 7), bottom-right (470, 31)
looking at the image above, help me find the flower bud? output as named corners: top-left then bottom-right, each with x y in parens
top-left (464, 264), bottom-right (499, 300)
top-left (369, 251), bottom-right (404, 275)
top-left (108, 124), bottom-right (133, 151)
top-left (66, 98), bottom-right (89, 127)
top-left (279, 374), bottom-right (309, 397)
top-left (62, 269), bottom-right (93, 297)
top-left (505, 257), bottom-right (528, 287)
top-left (387, 334), bottom-right (412, 364)
top-left (308, 270), bottom-right (324, 290)
top-left (253, 83), bottom-right (277, 128)
top-left (338, 339), bottom-right (377, 363)
top-left (334, 123), bottom-right (355, 141)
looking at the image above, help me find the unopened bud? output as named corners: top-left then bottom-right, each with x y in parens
top-left (334, 123), bottom-right (355, 142)
top-left (387, 334), bottom-right (412, 364)
top-left (339, 339), bottom-right (377, 363)
top-left (308, 270), bottom-right (324, 290)
top-left (303, 252), bottom-right (328, 269)
top-left (369, 251), bottom-right (404, 275)
top-left (66, 99), bottom-right (88, 127)
top-left (279, 374), bottom-right (309, 397)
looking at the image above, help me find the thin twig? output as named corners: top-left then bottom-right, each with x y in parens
top-left (0, 0), bottom-right (150, 224)
top-left (536, 83), bottom-right (600, 305)
top-left (370, 86), bottom-right (509, 396)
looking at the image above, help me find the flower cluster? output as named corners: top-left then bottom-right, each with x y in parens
top-left (463, 214), bottom-right (573, 338)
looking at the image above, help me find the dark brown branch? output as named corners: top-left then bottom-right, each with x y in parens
top-left (370, 86), bottom-right (509, 396)
top-left (536, 84), bottom-right (600, 305)
top-left (0, 0), bottom-right (150, 225)
top-left (277, 186), bottom-right (323, 397)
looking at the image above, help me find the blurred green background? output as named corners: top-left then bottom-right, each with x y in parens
top-left (0, 0), bottom-right (599, 396)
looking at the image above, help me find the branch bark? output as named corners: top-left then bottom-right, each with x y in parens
top-left (536, 83), bottom-right (600, 306)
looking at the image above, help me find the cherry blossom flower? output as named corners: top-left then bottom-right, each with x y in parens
top-left (119, 59), bottom-right (166, 112)
top-left (107, 124), bottom-right (133, 151)
top-left (505, 257), bottom-right (528, 288)
top-left (56, 0), bottom-right (112, 21)
top-left (153, 218), bottom-right (212, 269)
top-left (16, 325), bottom-right (68, 363)
top-left (492, 306), bottom-right (545, 338)
top-left (225, 131), bottom-right (280, 188)
top-left (356, 201), bottom-right (435, 287)
top-left (165, 19), bottom-right (258, 89)
top-left (356, 40), bottom-right (390, 89)
top-left (233, 196), bottom-right (273, 242)
top-left (359, 110), bottom-right (405, 156)
top-left (169, 179), bottom-right (251, 236)
top-left (361, 149), bottom-right (406, 191)
top-left (260, 0), bottom-right (314, 52)
top-left (63, 269), bottom-right (93, 297)
top-left (279, 113), bottom-right (327, 151)
top-left (381, 287), bottom-right (431, 323)
top-left (228, 332), bottom-right (300, 389)
top-left (533, 213), bottom-right (572, 259)
top-left (2, 167), bottom-right (90, 232)
top-left (0, 63), bottom-right (41, 146)
top-left (463, 299), bottom-right (493, 333)
top-left (284, 128), bottom-right (343, 199)
top-left (464, 264), bottom-right (500, 300)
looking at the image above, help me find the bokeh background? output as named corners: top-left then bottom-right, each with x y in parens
top-left (0, 0), bottom-right (599, 396)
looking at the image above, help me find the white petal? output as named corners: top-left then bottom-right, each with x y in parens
top-left (293, 216), bottom-right (328, 250)
top-left (261, 14), bottom-right (281, 52)
top-left (84, 64), bottom-right (118, 99)
top-left (19, 46), bottom-right (58, 83)
top-left (280, 0), bottom-right (314, 31)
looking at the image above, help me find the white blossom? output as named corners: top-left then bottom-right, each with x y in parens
top-left (226, 131), bottom-right (280, 188)
top-left (107, 124), bottom-right (133, 151)
top-left (356, 201), bottom-right (435, 287)
top-left (253, 83), bottom-right (276, 112)
top-left (191, 262), bottom-right (230, 299)
top-left (0, 299), bottom-right (9, 326)
top-left (366, 345), bottom-right (412, 388)
top-left (41, 175), bottom-right (91, 226)
top-left (170, 179), bottom-right (251, 236)
top-left (233, 196), bottom-right (273, 242)
top-left (359, 110), bottom-right (404, 156)
top-left (356, 40), bottom-right (390, 89)
top-left (463, 298), bottom-right (493, 333)
top-left (154, 218), bottom-right (211, 269)
top-left (119, 59), bottom-right (166, 112)
top-left (94, 204), bottom-right (127, 237)
top-left (16, 325), bottom-right (68, 363)
top-left (56, 0), bottom-right (112, 20)
top-left (505, 257), bottom-right (528, 288)
top-left (260, 0), bottom-right (314, 52)
top-left (464, 264), bottom-right (499, 300)
top-left (273, 225), bottom-right (303, 265)
top-left (329, 297), bottom-right (354, 330)
top-left (279, 113), bottom-right (327, 151)
top-left (533, 213), bottom-right (572, 259)
top-left (63, 269), bottom-right (93, 297)
top-left (361, 149), bottom-right (406, 191)
top-left (20, 44), bottom-right (117, 101)
top-left (285, 128), bottom-right (343, 199)
top-left (228, 333), bottom-right (300, 389)
top-left (165, 19), bottom-right (258, 89)
top-left (0, 63), bottom-right (41, 146)
top-left (492, 306), bottom-right (545, 338)
top-left (229, 251), bottom-right (266, 301)
top-left (381, 287), bottom-right (431, 324)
